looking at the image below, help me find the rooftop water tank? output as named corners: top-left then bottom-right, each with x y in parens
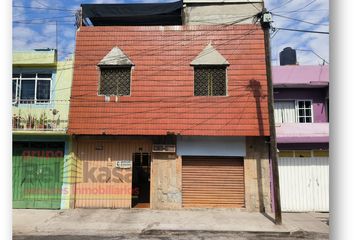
top-left (280, 47), bottom-right (297, 65)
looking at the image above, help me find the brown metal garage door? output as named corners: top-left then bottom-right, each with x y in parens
top-left (182, 157), bottom-right (245, 208)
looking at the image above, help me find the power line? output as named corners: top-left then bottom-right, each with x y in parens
top-left (32, 0), bottom-right (49, 8)
top-left (13, 23), bottom-right (261, 102)
top-left (273, 14), bottom-right (329, 27)
top-left (12, 5), bottom-right (76, 12)
top-left (295, 48), bottom-right (329, 64)
top-left (13, 15), bottom-right (257, 64)
top-left (13, 15), bottom-right (75, 22)
top-left (13, 21), bottom-right (76, 25)
top-left (66, 27), bottom-right (260, 99)
top-left (270, 0), bottom-right (295, 12)
top-left (246, 0), bottom-right (261, 12)
top-left (274, 9), bottom-right (328, 14)
top-left (270, 29), bottom-right (280, 39)
top-left (275, 27), bottom-right (329, 35)
top-left (284, 0), bottom-right (318, 13)
top-left (56, 27), bottom-right (260, 96)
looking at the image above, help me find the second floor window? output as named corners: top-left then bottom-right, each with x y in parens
top-left (191, 43), bottom-right (229, 97)
top-left (12, 73), bottom-right (52, 104)
top-left (297, 100), bottom-right (312, 123)
top-left (97, 46), bottom-right (134, 96)
top-left (274, 100), bottom-right (313, 123)
top-left (99, 67), bottom-right (131, 96)
top-left (194, 66), bottom-right (227, 96)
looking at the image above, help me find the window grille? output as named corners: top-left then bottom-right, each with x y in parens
top-left (99, 67), bottom-right (131, 96)
top-left (194, 67), bottom-right (226, 96)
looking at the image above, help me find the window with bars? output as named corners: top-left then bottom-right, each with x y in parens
top-left (194, 66), bottom-right (227, 96)
top-left (12, 72), bottom-right (52, 104)
top-left (99, 67), bottom-right (131, 96)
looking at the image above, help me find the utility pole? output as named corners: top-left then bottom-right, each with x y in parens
top-left (259, 8), bottom-right (282, 225)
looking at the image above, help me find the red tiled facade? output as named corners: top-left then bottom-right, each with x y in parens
top-left (68, 24), bottom-right (270, 136)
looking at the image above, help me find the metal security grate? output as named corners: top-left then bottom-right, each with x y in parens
top-left (194, 67), bottom-right (226, 96)
top-left (99, 67), bottom-right (131, 96)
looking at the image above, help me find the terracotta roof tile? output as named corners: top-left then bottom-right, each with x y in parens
top-left (69, 25), bottom-right (270, 136)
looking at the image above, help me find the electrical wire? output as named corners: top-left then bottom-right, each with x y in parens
top-left (295, 49), bottom-right (329, 64)
top-left (13, 15), bottom-right (257, 65)
top-left (12, 5), bottom-right (76, 12)
top-left (283, 0), bottom-right (318, 13)
top-left (13, 15), bottom-right (75, 22)
top-left (12, 15), bottom-right (267, 129)
top-left (13, 25), bottom-right (262, 102)
top-left (246, 0), bottom-right (261, 12)
top-left (269, 0), bottom-right (295, 12)
top-left (275, 27), bottom-right (329, 35)
top-left (274, 9), bottom-right (328, 14)
top-left (56, 26), bottom-right (260, 96)
top-left (273, 14), bottom-right (329, 27)
top-left (32, 0), bottom-right (49, 8)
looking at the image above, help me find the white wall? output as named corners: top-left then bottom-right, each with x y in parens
top-left (177, 136), bottom-right (246, 156)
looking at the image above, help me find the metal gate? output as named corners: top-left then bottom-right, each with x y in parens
top-left (278, 157), bottom-right (329, 212)
top-left (182, 157), bottom-right (245, 208)
top-left (12, 142), bottom-right (64, 209)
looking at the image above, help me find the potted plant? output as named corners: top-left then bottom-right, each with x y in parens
top-left (12, 114), bottom-right (20, 129)
top-left (39, 112), bottom-right (48, 129)
top-left (26, 114), bottom-right (35, 129)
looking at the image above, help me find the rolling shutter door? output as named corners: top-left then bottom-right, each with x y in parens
top-left (182, 157), bottom-right (245, 208)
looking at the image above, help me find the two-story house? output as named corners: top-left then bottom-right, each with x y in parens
top-left (12, 49), bottom-right (74, 209)
top-left (67, 0), bottom-right (273, 211)
top-left (273, 47), bottom-right (329, 212)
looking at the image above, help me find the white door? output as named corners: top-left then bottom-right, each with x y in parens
top-left (278, 157), bottom-right (329, 212)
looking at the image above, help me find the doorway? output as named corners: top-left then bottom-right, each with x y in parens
top-left (132, 152), bottom-right (151, 208)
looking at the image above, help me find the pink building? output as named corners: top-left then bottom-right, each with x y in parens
top-left (272, 49), bottom-right (329, 212)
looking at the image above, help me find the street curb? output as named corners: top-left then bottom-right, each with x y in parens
top-left (12, 231), bottom-right (329, 240)
top-left (140, 229), bottom-right (328, 238)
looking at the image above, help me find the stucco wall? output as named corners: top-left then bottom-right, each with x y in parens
top-left (151, 153), bottom-right (182, 209)
top-left (244, 136), bottom-right (271, 212)
top-left (183, 3), bottom-right (262, 25)
top-left (13, 50), bottom-right (57, 66)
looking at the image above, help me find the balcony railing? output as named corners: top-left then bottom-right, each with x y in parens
top-left (12, 101), bottom-right (68, 132)
top-left (12, 114), bottom-right (68, 132)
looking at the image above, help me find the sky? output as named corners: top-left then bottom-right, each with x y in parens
top-left (12, 0), bottom-right (329, 65)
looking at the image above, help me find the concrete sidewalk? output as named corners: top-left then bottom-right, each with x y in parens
top-left (13, 209), bottom-right (329, 237)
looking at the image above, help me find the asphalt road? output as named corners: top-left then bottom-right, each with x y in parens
top-left (13, 231), bottom-right (329, 240)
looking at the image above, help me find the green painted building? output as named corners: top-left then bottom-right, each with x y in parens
top-left (12, 49), bottom-right (74, 209)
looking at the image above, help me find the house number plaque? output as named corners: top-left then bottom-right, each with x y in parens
top-left (115, 160), bottom-right (132, 169)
